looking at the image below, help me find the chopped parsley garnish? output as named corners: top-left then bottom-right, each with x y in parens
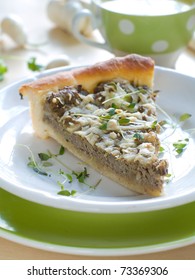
top-left (108, 108), bottom-right (116, 116)
top-left (128, 102), bottom-right (136, 109)
top-left (59, 170), bottom-right (73, 183)
top-left (57, 186), bottom-right (77, 197)
top-left (99, 114), bottom-right (112, 121)
top-left (99, 122), bottom-right (108, 130)
top-left (159, 146), bottom-right (165, 154)
top-left (173, 138), bottom-right (189, 155)
top-left (72, 167), bottom-right (89, 184)
top-left (38, 152), bottom-right (51, 161)
top-left (151, 120), bottom-right (158, 130)
top-left (25, 145), bottom-right (101, 196)
top-left (111, 103), bottom-right (118, 109)
top-left (133, 133), bottom-right (144, 141)
top-left (0, 59), bottom-right (8, 81)
top-left (179, 113), bottom-right (192, 122)
top-left (27, 57), bottom-right (44, 72)
top-left (118, 118), bottom-right (130, 125)
top-left (27, 157), bottom-right (48, 176)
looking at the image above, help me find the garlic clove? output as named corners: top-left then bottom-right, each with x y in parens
top-left (1, 14), bottom-right (27, 46)
top-left (45, 55), bottom-right (71, 69)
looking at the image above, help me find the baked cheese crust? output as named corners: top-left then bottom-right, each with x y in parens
top-left (19, 54), bottom-right (168, 196)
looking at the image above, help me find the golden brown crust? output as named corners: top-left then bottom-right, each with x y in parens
top-left (19, 54), bottom-right (154, 95)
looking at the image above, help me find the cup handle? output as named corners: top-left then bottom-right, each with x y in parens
top-left (72, 9), bottom-right (111, 51)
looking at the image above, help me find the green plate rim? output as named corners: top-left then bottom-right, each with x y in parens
top-left (0, 188), bottom-right (195, 256)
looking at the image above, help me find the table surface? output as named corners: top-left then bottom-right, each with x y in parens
top-left (0, 0), bottom-right (195, 260)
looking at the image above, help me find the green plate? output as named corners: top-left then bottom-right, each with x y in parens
top-left (0, 187), bottom-right (195, 256)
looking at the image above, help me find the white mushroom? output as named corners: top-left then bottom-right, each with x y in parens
top-left (45, 54), bottom-right (71, 69)
top-left (47, 0), bottom-right (92, 35)
top-left (1, 14), bottom-right (27, 46)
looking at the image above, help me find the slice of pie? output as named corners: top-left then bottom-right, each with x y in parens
top-left (19, 54), bottom-right (168, 196)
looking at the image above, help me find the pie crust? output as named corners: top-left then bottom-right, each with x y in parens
top-left (19, 54), bottom-right (168, 196)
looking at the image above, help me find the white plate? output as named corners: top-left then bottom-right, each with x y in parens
top-left (0, 66), bottom-right (195, 213)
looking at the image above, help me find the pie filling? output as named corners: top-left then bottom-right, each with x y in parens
top-left (42, 79), bottom-right (168, 190)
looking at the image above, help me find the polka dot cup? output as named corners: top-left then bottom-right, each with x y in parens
top-left (72, 0), bottom-right (195, 67)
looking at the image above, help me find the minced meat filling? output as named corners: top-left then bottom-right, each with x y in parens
top-left (43, 79), bottom-right (168, 177)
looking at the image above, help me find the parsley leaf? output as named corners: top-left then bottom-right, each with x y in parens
top-left (72, 167), bottom-right (89, 184)
top-left (59, 145), bottom-right (65, 155)
top-left (66, 173), bottom-right (73, 183)
top-left (108, 108), bottom-right (116, 116)
top-left (99, 122), bottom-right (107, 130)
top-left (57, 189), bottom-right (77, 196)
top-left (111, 103), bottom-right (118, 109)
top-left (118, 118), bottom-right (130, 125)
top-left (27, 157), bottom-right (48, 176)
top-left (38, 152), bottom-right (51, 161)
top-left (159, 146), bottom-right (165, 154)
top-left (179, 113), bottom-right (192, 122)
top-left (27, 57), bottom-right (44, 72)
top-left (24, 145), bottom-right (100, 196)
top-left (59, 169), bottom-right (73, 183)
top-left (0, 59), bottom-right (8, 81)
top-left (173, 139), bottom-right (189, 155)
top-left (133, 133), bottom-right (144, 141)
top-left (128, 102), bottom-right (136, 109)
top-left (151, 120), bottom-right (158, 130)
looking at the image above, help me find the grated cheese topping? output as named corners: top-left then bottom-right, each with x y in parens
top-left (45, 79), bottom-right (161, 165)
